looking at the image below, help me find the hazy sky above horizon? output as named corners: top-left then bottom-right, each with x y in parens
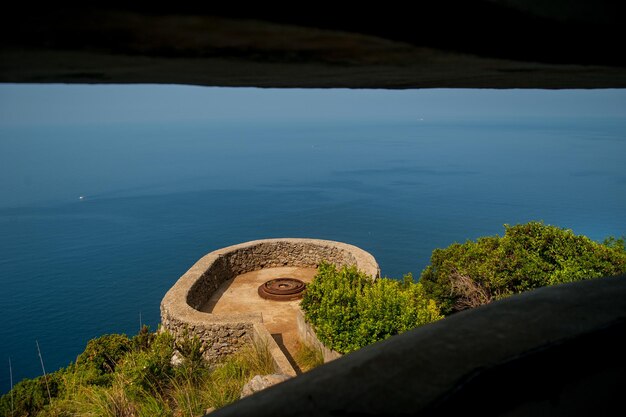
top-left (1, 85), bottom-right (625, 127)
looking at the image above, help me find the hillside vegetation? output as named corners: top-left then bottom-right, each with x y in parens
top-left (4, 221), bottom-right (625, 414)
top-left (301, 262), bottom-right (443, 353)
top-left (0, 327), bottom-right (274, 417)
top-left (420, 222), bottom-right (626, 315)
top-left (302, 222), bottom-right (626, 352)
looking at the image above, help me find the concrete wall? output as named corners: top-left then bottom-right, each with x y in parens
top-left (296, 309), bottom-right (341, 363)
top-left (161, 238), bottom-right (379, 362)
top-left (252, 323), bottom-right (297, 377)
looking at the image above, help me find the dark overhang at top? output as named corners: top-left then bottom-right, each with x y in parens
top-left (1, 1), bottom-right (626, 88)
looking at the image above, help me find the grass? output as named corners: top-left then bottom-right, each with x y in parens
top-left (1, 327), bottom-right (277, 417)
top-left (294, 342), bottom-right (324, 372)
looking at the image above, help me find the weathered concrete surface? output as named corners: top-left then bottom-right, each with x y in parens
top-left (2, 4), bottom-right (626, 88)
top-left (251, 323), bottom-right (297, 378)
top-left (296, 309), bottom-right (341, 363)
top-left (202, 266), bottom-right (317, 369)
top-left (212, 275), bottom-right (626, 416)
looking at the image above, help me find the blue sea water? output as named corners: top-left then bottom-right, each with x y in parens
top-left (1, 90), bottom-right (626, 393)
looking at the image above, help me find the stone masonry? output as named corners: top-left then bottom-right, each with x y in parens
top-left (161, 238), bottom-right (379, 362)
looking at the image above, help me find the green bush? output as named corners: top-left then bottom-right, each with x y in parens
top-left (301, 262), bottom-right (443, 354)
top-left (0, 327), bottom-right (276, 417)
top-left (132, 324), bottom-right (156, 352)
top-left (420, 222), bottom-right (626, 315)
top-left (0, 375), bottom-right (51, 417)
top-left (117, 331), bottom-right (175, 398)
top-left (76, 333), bottom-right (132, 375)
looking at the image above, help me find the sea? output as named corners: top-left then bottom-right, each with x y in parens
top-left (1, 88), bottom-right (625, 393)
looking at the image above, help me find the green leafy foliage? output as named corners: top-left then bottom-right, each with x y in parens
top-left (172, 332), bottom-right (205, 382)
top-left (420, 222), bottom-right (626, 315)
top-left (1, 374), bottom-right (55, 417)
top-left (301, 262), bottom-right (443, 354)
top-left (0, 327), bottom-right (274, 417)
top-left (116, 331), bottom-right (175, 398)
top-left (77, 333), bottom-right (132, 375)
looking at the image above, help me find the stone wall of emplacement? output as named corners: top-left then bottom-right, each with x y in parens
top-left (160, 238), bottom-right (379, 367)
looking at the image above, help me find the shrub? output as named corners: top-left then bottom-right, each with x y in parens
top-left (76, 333), bottom-right (132, 375)
top-left (420, 222), bottom-right (626, 315)
top-left (301, 262), bottom-right (443, 354)
top-left (117, 335), bottom-right (175, 398)
top-left (0, 375), bottom-right (50, 417)
top-left (0, 328), bottom-right (276, 417)
top-left (131, 325), bottom-right (156, 352)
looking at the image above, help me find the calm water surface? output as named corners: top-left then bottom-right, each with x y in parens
top-left (1, 90), bottom-right (625, 392)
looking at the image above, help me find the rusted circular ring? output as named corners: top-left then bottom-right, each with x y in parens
top-left (258, 278), bottom-right (306, 301)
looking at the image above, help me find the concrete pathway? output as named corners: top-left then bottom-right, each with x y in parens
top-left (201, 266), bottom-right (317, 372)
